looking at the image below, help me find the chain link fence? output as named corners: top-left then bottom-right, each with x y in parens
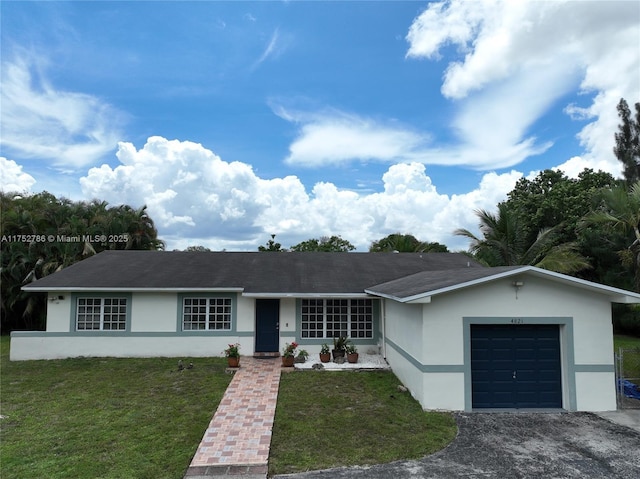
top-left (615, 347), bottom-right (640, 409)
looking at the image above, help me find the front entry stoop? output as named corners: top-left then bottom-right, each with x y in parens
top-left (253, 352), bottom-right (280, 359)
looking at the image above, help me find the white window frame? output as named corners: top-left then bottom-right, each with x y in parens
top-left (300, 298), bottom-right (374, 339)
top-left (182, 297), bottom-right (233, 331)
top-left (76, 297), bottom-right (128, 331)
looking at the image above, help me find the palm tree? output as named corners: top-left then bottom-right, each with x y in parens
top-left (455, 204), bottom-right (590, 274)
top-left (582, 182), bottom-right (640, 290)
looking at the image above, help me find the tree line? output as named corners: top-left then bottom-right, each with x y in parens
top-left (255, 233), bottom-right (448, 253)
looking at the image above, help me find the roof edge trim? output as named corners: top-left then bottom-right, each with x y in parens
top-left (242, 292), bottom-right (371, 298)
top-left (22, 287), bottom-right (246, 293)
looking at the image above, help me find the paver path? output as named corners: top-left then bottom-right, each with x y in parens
top-left (185, 357), bottom-right (282, 478)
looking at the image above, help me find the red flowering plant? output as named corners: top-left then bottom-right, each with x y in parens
top-left (224, 343), bottom-right (240, 358)
top-left (282, 341), bottom-right (298, 358)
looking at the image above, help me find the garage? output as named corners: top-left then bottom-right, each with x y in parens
top-left (471, 324), bottom-right (562, 409)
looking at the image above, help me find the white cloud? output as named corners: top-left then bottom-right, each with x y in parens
top-left (276, 103), bottom-right (550, 170)
top-left (406, 0), bottom-right (640, 176)
top-left (279, 1), bottom-right (638, 172)
top-left (0, 157), bottom-right (36, 193)
top-left (254, 28), bottom-right (280, 67)
top-left (79, 136), bottom-right (519, 251)
top-left (278, 108), bottom-right (431, 167)
top-left (0, 54), bottom-right (125, 169)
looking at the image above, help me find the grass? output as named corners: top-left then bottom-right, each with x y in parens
top-left (268, 370), bottom-right (457, 476)
top-left (0, 336), bottom-right (232, 479)
top-left (6, 332), bottom-right (639, 478)
top-left (614, 333), bottom-right (640, 350)
top-left (2, 334), bottom-right (458, 478)
top-left (614, 334), bottom-right (640, 380)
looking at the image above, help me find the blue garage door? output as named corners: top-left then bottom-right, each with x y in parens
top-left (471, 324), bottom-right (562, 409)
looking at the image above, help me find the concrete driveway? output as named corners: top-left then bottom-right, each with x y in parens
top-left (273, 412), bottom-right (640, 479)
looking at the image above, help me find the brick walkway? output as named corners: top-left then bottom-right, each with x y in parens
top-left (184, 357), bottom-right (282, 478)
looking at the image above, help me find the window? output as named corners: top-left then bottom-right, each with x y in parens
top-left (76, 298), bottom-right (127, 331)
top-left (350, 299), bottom-right (373, 338)
top-left (326, 299), bottom-right (349, 338)
top-left (182, 297), bottom-right (232, 331)
top-left (301, 298), bottom-right (374, 339)
top-left (301, 299), bottom-right (324, 338)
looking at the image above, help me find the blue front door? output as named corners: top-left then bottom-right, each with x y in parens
top-left (255, 299), bottom-right (280, 352)
top-left (471, 324), bottom-right (562, 409)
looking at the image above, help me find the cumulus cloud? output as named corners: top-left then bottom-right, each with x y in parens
top-left (0, 54), bottom-right (125, 169)
top-left (80, 136), bottom-right (520, 251)
top-left (406, 0), bottom-right (640, 175)
top-left (0, 157), bottom-right (36, 193)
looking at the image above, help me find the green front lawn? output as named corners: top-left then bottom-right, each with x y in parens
top-left (6, 332), bottom-right (639, 478)
top-left (0, 336), bottom-right (232, 479)
top-left (269, 370), bottom-right (456, 476)
top-left (1, 335), bottom-right (457, 478)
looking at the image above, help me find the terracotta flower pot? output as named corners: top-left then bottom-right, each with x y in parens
top-left (282, 356), bottom-right (295, 367)
top-left (347, 353), bottom-right (359, 364)
top-left (227, 356), bottom-right (240, 368)
top-left (319, 353), bottom-right (331, 363)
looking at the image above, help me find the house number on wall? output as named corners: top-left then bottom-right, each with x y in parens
top-left (510, 318), bottom-right (524, 324)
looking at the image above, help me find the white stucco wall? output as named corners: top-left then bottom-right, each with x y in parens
top-left (383, 274), bottom-right (618, 412)
top-left (423, 373), bottom-right (465, 411)
top-left (575, 372), bottom-right (617, 411)
top-left (385, 300), bottom-right (423, 361)
top-left (45, 295), bottom-right (72, 332)
top-left (280, 298), bottom-right (296, 332)
top-left (383, 300), bottom-right (425, 404)
top-left (9, 334), bottom-right (255, 360)
top-left (130, 293), bottom-right (177, 332)
top-left (10, 293), bottom-right (313, 360)
top-left (237, 295), bottom-right (255, 332)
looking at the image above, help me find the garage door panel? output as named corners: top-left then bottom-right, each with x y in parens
top-left (471, 324), bottom-right (562, 409)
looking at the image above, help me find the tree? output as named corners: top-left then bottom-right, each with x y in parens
top-left (0, 191), bottom-right (165, 332)
top-left (504, 169), bottom-right (616, 246)
top-left (369, 233), bottom-right (448, 253)
top-left (614, 98), bottom-right (640, 186)
top-left (258, 234), bottom-right (284, 252)
top-left (582, 182), bottom-right (640, 291)
top-left (290, 235), bottom-right (355, 252)
top-left (454, 204), bottom-right (590, 274)
top-left (184, 245), bottom-right (211, 252)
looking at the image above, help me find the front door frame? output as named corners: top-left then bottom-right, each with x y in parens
top-left (255, 299), bottom-right (280, 353)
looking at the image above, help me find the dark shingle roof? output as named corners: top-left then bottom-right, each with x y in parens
top-left (23, 250), bottom-right (483, 293)
top-left (365, 266), bottom-right (522, 300)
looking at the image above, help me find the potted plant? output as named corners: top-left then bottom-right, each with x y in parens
top-left (319, 343), bottom-right (331, 363)
top-left (295, 349), bottom-right (309, 363)
top-left (346, 343), bottom-right (359, 363)
top-left (282, 341), bottom-right (298, 367)
top-left (332, 336), bottom-right (348, 360)
top-left (224, 343), bottom-right (240, 368)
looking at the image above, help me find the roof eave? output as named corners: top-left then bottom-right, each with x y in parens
top-left (22, 286), bottom-right (246, 293)
top-left (242, 292), bottom-right (371, 298)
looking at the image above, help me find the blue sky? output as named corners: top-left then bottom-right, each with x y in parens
top-left (1, 1), bottom-right (639, 251)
